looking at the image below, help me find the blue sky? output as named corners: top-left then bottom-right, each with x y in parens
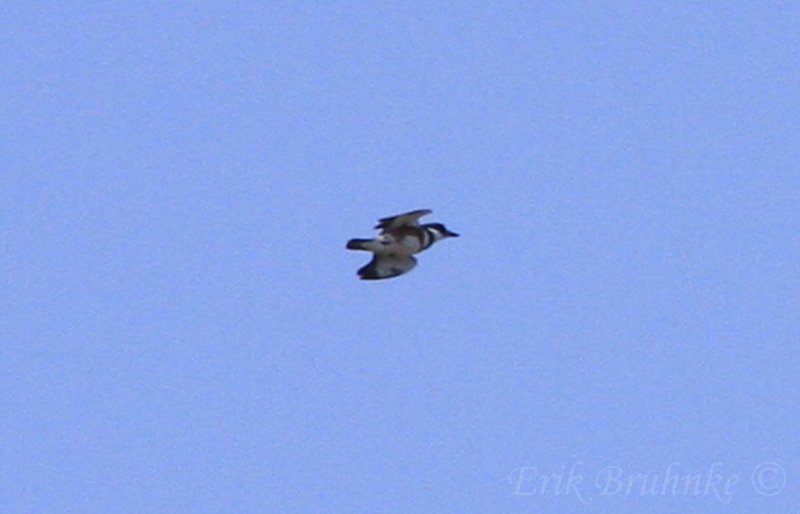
top-left (3, 2), bottom-right (798, 513)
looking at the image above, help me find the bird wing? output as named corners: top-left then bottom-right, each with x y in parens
top-left (374, 209), bottom-right (432, 233)
top-left (357, 254), bottom-right (418, 280)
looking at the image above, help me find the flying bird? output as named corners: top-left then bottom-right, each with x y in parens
top-left (346, 209), bottom-right (459, 280)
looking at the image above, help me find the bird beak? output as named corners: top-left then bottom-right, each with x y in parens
top-left (447, 230), bottom-right (460, 237)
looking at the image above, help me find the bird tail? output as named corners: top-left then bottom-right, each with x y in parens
top-left (346, 238), bottom-right (372, 250)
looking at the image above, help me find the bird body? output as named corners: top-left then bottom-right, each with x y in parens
top-left (346, 209), bottom-right (459, 280)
